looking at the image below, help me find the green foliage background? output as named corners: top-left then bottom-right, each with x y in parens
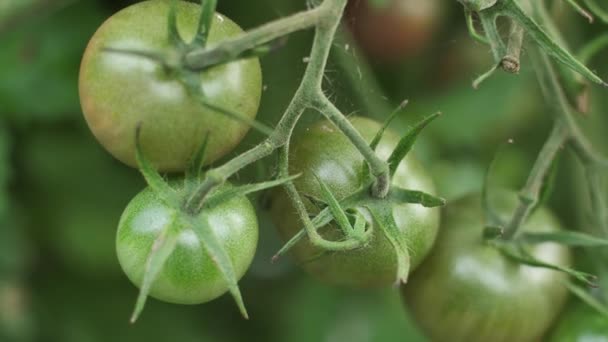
top-left (0, 0), bottom-right (606, 341)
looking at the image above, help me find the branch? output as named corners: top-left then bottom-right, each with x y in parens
top-left (502, 121), bottom-right (569, 239)
top-left (501, 0), bottom-right (608, 239)
top-left (185, 0), bottom-right (389, 212)
top-left (184, 5), bottom-right (325, 70)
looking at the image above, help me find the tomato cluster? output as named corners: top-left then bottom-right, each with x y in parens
top-left (79, 0), bottom-right (263, 316)
top-left (77, 0), bottom-right (604, 339)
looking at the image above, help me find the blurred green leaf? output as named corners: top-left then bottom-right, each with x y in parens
top-left (0, 0), bottom-right (105, 122)
top-left (21, 124), bottom-right (143, 276)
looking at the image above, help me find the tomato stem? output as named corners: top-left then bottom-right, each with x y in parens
top-left (191, 0), bottom-right (218, 47)
top-left (184, 0), bottom-right (393, 214)
top-left (501, 0), bottom-right (608, 240)
top-left (502, 121), bottom-right (569, 239)
top-left (502, 12), bottom-right (525, 74)
top-left (183, 5), bottom-right (326, 71)
top-left (312, 95), bottom-right (391, 198)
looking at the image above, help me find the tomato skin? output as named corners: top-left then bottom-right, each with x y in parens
top-left (79, 0), bottom-right (262, 172)
top-left (404, 193), bottom-right (572, 342)
top-left (116, 183), bottom-right (258, 304)
top-left (270, 116), bottom-right (440, 288)
top-left (549, 302), bottom-right (608, 342)
top-left (346, 0), bottom-right (441, 63)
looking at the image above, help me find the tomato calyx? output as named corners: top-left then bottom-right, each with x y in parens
top-left (274, 181), bottom-right (444, 284)
top-left (273, 112), bottom-right (445, 284)
top-left (129, 125), bottom-right (295, 322)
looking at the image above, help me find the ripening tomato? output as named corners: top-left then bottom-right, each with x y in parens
top-left (116, 182), bottom-right (258, 304)
top-left (79, 0), bottom-right (262, 172)
top-left (270, 116), bottom-right (440, 288)
top-left (345, 0), bottom-right (441, 63)
top-left (404, 192), bottom-right (572, 342)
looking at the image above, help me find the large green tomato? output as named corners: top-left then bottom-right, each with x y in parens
top-left (549, 302), bottom-right (608, 342)
top-left (404, 193), bottom-right (572, 342)
top-left (116, 183), bottom-right (258, 304)
top-left (79, 0), bottom-right (262, 172)
top-left (270, 116), bottom-right (440, 287)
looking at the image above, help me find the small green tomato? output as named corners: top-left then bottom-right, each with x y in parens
top-left (116, 183), bottom-right (258, 304)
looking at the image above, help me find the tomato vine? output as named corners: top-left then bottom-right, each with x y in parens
top-left (71, 0), bottom-right (608, 329)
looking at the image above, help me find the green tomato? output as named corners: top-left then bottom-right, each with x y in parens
top-left (116, 183), bottom-right (258, 304)
top-left (79, 0), bottom-right (262, 172)
top-left (404, 192), bottom-right (572, 342)
top-left (270, 116), bottom-right (440, 287)
top-left (549, 302), bottom-right (608, 342)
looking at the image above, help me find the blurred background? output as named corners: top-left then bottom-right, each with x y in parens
top-left (1, 0), bottom-right (607, 341)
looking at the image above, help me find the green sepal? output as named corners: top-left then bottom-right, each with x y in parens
top-left (584, 0), bottom-right (608, 23)
top-left (517, 231), bottom-right (608, 247)
top-left (387, 112), bottom-right (441, 177)
top-left (191, 0), bottom-right (218, 48)
top-left (185, 132), bottom-right (210, 183)
top-left (370, 100), bottom-right (408, 151)
top-left (503, 0), bottom-right (607, 86)
top-left (196, 96), bottom-right (273, 136)
top-left (130, 211), bottom-right (181, 323)
top-left (562, 0), bottom-right (594, 22)
top-left (479, 10), bottom-right (506, 62)
top-left (204, 174), bottom-right (300, 209)
top-left (388, 188), bottom-right (446, 208)
top-left (352, 211), bottom-right (368, 237)
top-left (465, 10), bottom-right (489, 44)
top-left (314, 174), bottom-right (355, 236)
top-left (273, 183), bottom-right (443, 262)
top-left (272, 190), bottom-right (368, 261)
top-left (368, 204), bottom-right (411, 285)
top-left (361, 99), bottom-right (408, 181)
top-left (494, 241), bottom-right (598, 286)
top-left (167, 0), bottom-right (186, 47)
top-left (565, 281), bottom-right (608, 319)
top-left (482, 146), bottom-right (507, 228)
top-left (134, 124), bottom-right (181, 207)
top-left (272, 207), bottom-right (332, 262)
top-left (186, 215), bottom-right (249, 319)
top-left (302, 193), bottom-right (327, 211)
top-left (178, 66), bottom-right (273, 137)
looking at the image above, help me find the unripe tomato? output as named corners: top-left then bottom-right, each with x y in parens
top-left (404, 192), bottom-right (572, 342)
top-left (116, 183), bottom-right (258, 304)
top-left (79, 0), bottom-right (262, 172)
top-left (270, 117), bottom-right (440, 287)
top-left (345, 0), bottom-right (441, 63)
top-left (549, 302), bottom-right (608, 342)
